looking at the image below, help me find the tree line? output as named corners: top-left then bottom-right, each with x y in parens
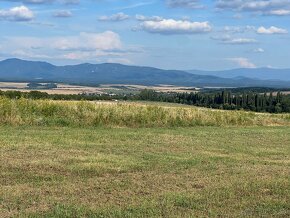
top-left (138, 89), bottom-right (290, 113)
top-left (0, 89), bottom-right (290, 113)
top-left (0, 90), bottom-right (126, 101)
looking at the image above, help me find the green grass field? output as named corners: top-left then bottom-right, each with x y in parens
top-left (0, 98), bottom-right (290, 127)
top-left (0, 98), bottom-right (289, 217)
top-left (1, 126), bottom-right (289, 217)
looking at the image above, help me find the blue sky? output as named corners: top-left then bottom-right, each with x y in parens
top-left (0, 0), bottom-right (290, 70)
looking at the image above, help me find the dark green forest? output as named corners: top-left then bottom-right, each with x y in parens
top-left (138, 89), bottom-right (290, 113)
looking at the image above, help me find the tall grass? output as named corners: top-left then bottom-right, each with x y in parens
top-left (0, 97), bottom-right (289, 127)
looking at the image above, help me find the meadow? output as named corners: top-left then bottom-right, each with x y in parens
top-left (0, 97), bottom-right (289, 217)
top-left (0, 97), bottom-right (289, 127)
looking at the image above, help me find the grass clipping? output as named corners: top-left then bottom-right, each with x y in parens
top-left (0, 97), bottom-right (289, 127)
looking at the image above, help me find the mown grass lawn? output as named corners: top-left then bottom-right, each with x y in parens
top-left (0, 126), bottom-right (289, 217)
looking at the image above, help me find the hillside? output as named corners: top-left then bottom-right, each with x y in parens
top-left (0, 58), bottom-right (289, 87)
top-left (0, 99), bottom-right (289, 217)
top-left (0, 98), bottom-right (289, 127)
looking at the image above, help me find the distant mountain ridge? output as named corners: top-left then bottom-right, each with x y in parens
top-left (0, 58), bottom-right (289, 88)
top-left (187, 68), bottom-right (290, 81)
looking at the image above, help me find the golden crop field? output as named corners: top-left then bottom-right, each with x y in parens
top-left (0, 82), bottom-right (197, 95)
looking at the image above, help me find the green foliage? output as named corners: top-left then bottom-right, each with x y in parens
top-left (0, 90), bottom-right (126, 101)
top-left (138, 90), bottom-right (290, 113)
top-left (202, 87), bottom-right (290, 94)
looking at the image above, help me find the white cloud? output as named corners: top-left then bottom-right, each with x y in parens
top-left (25, 0), bottom-right (53, 3)
top-left (216, 0), bottom-right (290, 19)
top-left (216, 0), bottom-right (290, 15)
top-left (61, 0), bottom-right (79, 4)
top-left (229, 38), bottom-right (257, 44)
top-left (135, 14), bottom-right (163, 21)
top-left (10, 49), bottom-right (51, 59)
top-left (98, 13), bottom-right (130, 22)
top-left (0, 6), bottom-right (34, 22)
top-left (257, 26), bottom-right (288, 34)
top-left (267, 9), bottom-right (290, 15)
top-left (221, 25), bottom-right (288, 36)
top-left (0, 0), bottom-right (79, 4)
top-left (53, 10), bottom-right (72, 18)
top-left (167, 0), bottom-right (204, 9)
top-left (106, 58), bottom-right (133, 65)
top-left (62, 52), bottom-right (100, 60)
top-left (228, 57), bottom-right (256, 68)
top-left (253, 48), bottom-right (265, 53)
top-left (0, 31), bottom-right (124, 61)
top-left (223, 25), bottom-right (255, 33)
top-left (139, 19), bottom-right (212, 34)
top-left (52, 31), bottom-right (122, 51)
top-left (212, 35), bottom-right (257, 44)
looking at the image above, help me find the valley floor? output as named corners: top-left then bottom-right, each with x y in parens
top-left (0, 126), bottom-right (289, 217)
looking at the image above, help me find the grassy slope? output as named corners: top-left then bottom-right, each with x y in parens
top-left (1, 126), bottom-right (289, 217)
top-left (0, 98), bottom-right (289, 127)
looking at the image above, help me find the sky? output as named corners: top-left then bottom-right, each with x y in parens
top-left (0, 0), bottom-right (290, 70)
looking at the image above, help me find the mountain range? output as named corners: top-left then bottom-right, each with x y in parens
top-left (0, 58), bottom-right (289, 88)
top-left (187, 68), bottom-right (290, 81)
